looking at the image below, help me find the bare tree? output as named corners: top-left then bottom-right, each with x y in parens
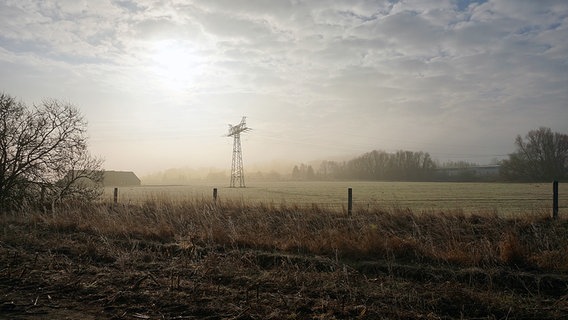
top-left (0, 93), bottom-right (103, 210)
top-left (501, 127), bottom-right (568, 182)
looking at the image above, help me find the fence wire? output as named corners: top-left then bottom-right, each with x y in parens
top-left (103, 182), bottom-right (565, 216)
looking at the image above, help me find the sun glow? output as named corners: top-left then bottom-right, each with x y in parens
top-left (149, 40), bottom-right (202, 91)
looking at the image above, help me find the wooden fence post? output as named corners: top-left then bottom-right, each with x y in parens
top-left (213, 188), bottom-right (218, 202)
top-left (553, 181), bottom-right (559, 220)
top-left (114, 187), bottom-right (118, 205)
top-left (348, 187), bottom-right (353, 216)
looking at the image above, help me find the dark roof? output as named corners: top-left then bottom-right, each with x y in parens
top-left (103, 171), bottom-right (140, 186)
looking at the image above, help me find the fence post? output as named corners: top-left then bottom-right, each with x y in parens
top-left (114, 187), bottom-right (118, 205)
top-left (553, 181), bottom-right (559, 220)
top-left (348, 187), bottom-right (353, 216)
top-left (213, 188), bottom-right (218, 202)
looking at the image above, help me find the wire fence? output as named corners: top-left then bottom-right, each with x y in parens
top-left (103, 181), bottom-right (564, 216)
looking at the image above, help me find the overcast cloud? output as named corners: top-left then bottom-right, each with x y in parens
top-left (0, 0), bottom-right (566, 174)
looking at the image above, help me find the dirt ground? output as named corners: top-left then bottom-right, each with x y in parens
top-left (1, 221), bottom-right (567, 319)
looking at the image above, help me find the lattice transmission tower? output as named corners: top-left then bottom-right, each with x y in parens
top-left (226, 116), bottom-right (251, 188)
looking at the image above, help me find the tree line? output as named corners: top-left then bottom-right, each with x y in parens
top-left (292, 150), bottom-right (436, 181)
top-left (291, 127), bottom-right (567, 183)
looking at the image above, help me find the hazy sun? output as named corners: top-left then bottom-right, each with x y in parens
top-left (150, 40), bottom-right (200, 91)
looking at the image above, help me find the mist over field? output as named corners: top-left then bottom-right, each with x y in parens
top-left (1, 0), bottom-right (566, 177)
top-left (140, 160), bottom-right (295, 185)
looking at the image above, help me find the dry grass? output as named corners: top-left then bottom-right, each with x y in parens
top-left (1, 198), bottom-right (567, 319)
top-left (11, 198), bottom-right (567, 272)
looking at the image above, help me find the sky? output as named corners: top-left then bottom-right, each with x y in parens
top-left (1, 0), bottom-right (567, 175)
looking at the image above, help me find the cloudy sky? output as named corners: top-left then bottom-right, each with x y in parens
top-left (1, 0), bottom-right (567, 175)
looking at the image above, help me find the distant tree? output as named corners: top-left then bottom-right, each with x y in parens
top-left (0, 93), bottom-right (103, 210)
top-left (343, 149), bottom-right (435, 181)
top-left (317, 160), bottom-right (344, 180)
top-left (500, 127), bottom-right (568, 182)
top-left (317, 161), bottom-right (330, 179)
top-left (291, 165), bottom-right (301, 180)
top-left (306, 165), bottom-right (315, 180)
top-left (290, 164), bottom-right (317, 180)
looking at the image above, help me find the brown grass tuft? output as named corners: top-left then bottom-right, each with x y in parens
top-left (499, 232), bottom-right (527, 266)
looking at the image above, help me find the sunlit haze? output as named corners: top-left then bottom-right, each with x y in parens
top-left (1, 0), bottom-right (566, 176)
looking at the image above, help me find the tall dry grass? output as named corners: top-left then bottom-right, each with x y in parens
top-left (5, 197), bottom-right (567, 272)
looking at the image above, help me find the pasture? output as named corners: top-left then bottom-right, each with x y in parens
top-left (106, 181), bottom-right (564, 216)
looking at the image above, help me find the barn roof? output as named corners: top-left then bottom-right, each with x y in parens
top-left (102, 170), bottom-right (141, 186)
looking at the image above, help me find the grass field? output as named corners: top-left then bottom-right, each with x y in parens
top-left (105, 181), bottom-right (564, 216)
top-left (1, 181), bottom-right (566, 318)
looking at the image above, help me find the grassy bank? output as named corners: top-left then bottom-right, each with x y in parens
top-left (18, 199), bottom-right (568, 270)
top-left (1, 200), bottom-right (567, 318)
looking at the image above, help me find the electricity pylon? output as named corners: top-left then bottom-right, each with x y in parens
top-left (226, 116), bottom-right (251, 188)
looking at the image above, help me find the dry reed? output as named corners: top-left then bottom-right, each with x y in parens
top-left (8, 197), bottom-right (566, 272)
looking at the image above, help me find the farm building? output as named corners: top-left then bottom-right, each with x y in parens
top-left (435, 165), bottom-right (500, 181)
top-left (102, 171), bottom-right (141, 187)
top-left (60, 170), bottom-right (141, 187)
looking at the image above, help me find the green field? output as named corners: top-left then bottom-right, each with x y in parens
top-left (105, 181), bottom-right (564, 216)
